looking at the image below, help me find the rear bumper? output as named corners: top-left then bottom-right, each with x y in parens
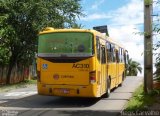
top-left (37, 82), bottom-right (99, 98)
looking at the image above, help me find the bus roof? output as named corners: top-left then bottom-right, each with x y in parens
top-left (39, 27), bottom-right (95, 34)
top-left (39, 27), bottom-right (126, 50)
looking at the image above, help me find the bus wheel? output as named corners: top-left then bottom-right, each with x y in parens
top-left (119, 73), bottom-right (124, 87)
top-left (103, 78), bottom-right (111, 98)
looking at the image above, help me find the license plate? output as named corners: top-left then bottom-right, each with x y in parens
top-left (63, 89), bottom-right (69, 94)
top-left (55, 89), bottom-right (70, 94)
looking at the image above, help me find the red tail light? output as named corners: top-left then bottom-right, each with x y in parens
top-left (37, 71), bottom-right (41, 82)
top-left (89, 71), bottom-right (96, 84)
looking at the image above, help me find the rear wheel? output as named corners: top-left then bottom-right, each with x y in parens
top-left (119, 73), bottom-right (125, 87)
top-left (103, 78), bottom-right (111, 98)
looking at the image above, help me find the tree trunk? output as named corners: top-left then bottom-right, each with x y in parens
top-left (6, 57), bottom-right (16, 84)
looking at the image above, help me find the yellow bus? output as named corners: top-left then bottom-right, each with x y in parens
top-left (37, 27), bottom-right (129, 98)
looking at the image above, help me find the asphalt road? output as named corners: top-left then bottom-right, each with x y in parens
top-left (0, 76), bottom-right (143, 116)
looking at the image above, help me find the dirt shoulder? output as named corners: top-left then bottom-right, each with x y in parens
top-left (148, 95), bottom-right (160, 110)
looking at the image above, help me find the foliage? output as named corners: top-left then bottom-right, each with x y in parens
top-left (154, 61), bottom-right (160, 81)
top-left (125, 85), bottom-right (160, 111)
top-left (153, 1), bottom-right (160, 81)
top-left (0, 44), bottom-right (10, 65)
top-left (144, 0), bottom-right (152, 6)
top-left (0, 0), bottom-right (83, 84)
top-left (71, 23), bottom-right (84, 29)
top-left (126, 58), bottom-right (142, 76)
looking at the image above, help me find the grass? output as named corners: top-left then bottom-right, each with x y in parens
top-left (124, 84), bottom-right (160, 111)
top-left (0, 79), bottom-right (37, 92)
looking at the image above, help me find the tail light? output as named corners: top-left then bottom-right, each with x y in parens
top-left (89, 71), bottom-right (96, 84)
top-left (37, 71), bottom-right (41, 82)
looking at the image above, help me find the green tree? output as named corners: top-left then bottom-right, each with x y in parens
top-left (0, 0), bottom-right (83, 84)
top-left (71, 23), bottom-right (84, 29)
top-left (127, 58), bottom-right (142, 76)
top-left (154, 62), bottom-right (160, 79)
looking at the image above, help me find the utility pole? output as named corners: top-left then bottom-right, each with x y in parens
top-left (144, 0), bottom-right (153, 93)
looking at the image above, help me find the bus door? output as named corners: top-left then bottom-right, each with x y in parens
top-left (100, 46), bottom-right (107, 94)
top-left (115, 49), bottom-right (119, 86)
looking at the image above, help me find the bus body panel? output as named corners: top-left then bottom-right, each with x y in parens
top-left (40, 58), bottom-right (90, 85)
top-left (37, 56), bottom-right (100, 97)
top-left (108, 63), bottom-right (117, 89)
top-left (118, 63), bottom-right (125, 84)
top-left (37, 82), bottom-right (98, 97)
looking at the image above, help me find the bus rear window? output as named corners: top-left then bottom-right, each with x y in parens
top-left (38, 32), bottom-right (93, 57)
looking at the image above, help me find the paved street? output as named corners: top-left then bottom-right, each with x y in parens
top-left (0, 76), bottom-right (143, 116)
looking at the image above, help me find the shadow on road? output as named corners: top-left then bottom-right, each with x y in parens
top-left (0, 77), bottom-right (143, 116)
top-left (0, 85), bottom-right (133, 109)
top-left (0, 94), bottom-right (101, 108)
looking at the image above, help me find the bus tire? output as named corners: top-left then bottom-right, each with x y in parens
top-left (103, 78), bottom-right (111, 98)
top-left (119, 73), bottom-right (124, 87)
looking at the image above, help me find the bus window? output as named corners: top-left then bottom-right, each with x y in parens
top-left (38, 32), bottom-right (93, 58)
top-left (121, 48), bottom-right (124, 63)
top-left (106, 42), bottom-right (112, 62)
top-left (119, 48), bottom-right (122, 62)
top-left (119, 48), bottom-right (125, 63)
top-left (124, 50), bottom-right (129, 65)
top-left (116, 49), bottom-right (119, 63)
top-left (101, 47), bottom-right (106, 64)
top-left (119, 48), bottom-right (121, 62)
top-left (96, 36), bottom-right (100, 61)
top-left (111, 44), bottom-right (116, 62)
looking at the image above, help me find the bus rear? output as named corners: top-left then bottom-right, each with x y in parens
top-left (37, 29), bottom-right (98, 97)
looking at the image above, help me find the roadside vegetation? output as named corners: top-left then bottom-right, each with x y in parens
top-left (126, 58), bottom-right (142, 76)
top-left (124, 85), bottom-right (160, 111)
top-left (0, 79), bottom-right (37, 92)
top-left (0, 0), bottom-right (83, 84)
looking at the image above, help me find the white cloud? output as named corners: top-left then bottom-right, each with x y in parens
top-left (108, 0), bottom-right (144, 76)
top-left (109, 26), bottom-right (144, 76)
top-left (110, 0), bottom-right (143, 25)
top-left (80, 0), bottom-right (147, 76)
top-left (91, 0), bottom-right (105, 10)
top-left (81, 0), bottom-right (143, 25)
top-left (81, 13), bottom-right (112, 21)
top-left (109, 25), bottom-right (144, 64)
top-left (153, 0), bottom-right (160, 13)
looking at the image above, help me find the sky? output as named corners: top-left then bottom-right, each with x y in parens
top-left (77, 0), bottom-right (160, 76)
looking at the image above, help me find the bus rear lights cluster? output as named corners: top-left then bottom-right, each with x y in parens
top-left (89, 71), bottom-right (96, 84)
top-left (49, 88), bottom-right (52, 93)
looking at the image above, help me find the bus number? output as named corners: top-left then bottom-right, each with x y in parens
top-left (72, 64), bottom-right (89, 68)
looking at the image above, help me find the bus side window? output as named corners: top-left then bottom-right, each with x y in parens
top-left (124, 51), bottom-right (129, 65)
top-left (124, 52), bottom-right (126, 63)
top-left (111, 44), bottom-right (116, 62)
top-left (121, 48), bottom-right (124, 63)
top-left (116, 49), bottom-right (119, 63)
top-left (118, 48), bottom-right (121, 62)
top-left (96, 37), bottom-right (100, 61)
top-left (101, 47), bottom-right (106, 64)
top-left (119, 48), bottom-right (122, 62)
top-left (106, 42), bottom-right (111, 62)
